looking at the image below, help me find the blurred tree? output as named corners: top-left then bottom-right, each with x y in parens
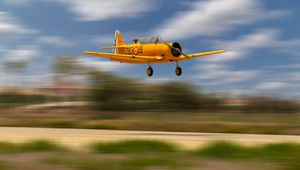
top-left (244, 97), bottom-right (299, 114)
top-left (3, 61), bottom-right (28, 86)
top-left (55, 57), bottom-right (87, 74)
top-left (158, 82), bottom-right (222, 111)
top-left (158, 82), bottom-right (200, 111)
top-left (0, 92), bottom-right (47, 107)
top-left (198, 94), bottom-right (222, 111)
top-left (52, 57), bottom-right (223, 112)
top-left (53, 57), bottom-right (81, 85)
top-left (88, 71), bottom-right (141, 111)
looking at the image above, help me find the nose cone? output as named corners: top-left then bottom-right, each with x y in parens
top-left (171, 42), bottom-right (182, 57)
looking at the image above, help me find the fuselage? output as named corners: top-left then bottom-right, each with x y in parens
top-left (113, 42), bottom-right (182, 64)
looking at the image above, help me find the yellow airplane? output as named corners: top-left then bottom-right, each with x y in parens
top-left (83, 30), bottom-right (224, 76)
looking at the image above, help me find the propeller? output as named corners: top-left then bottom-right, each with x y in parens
top-left (163, 42), bottom-right (189, 58)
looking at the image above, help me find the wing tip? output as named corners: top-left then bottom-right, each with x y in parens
top-left (82, 51), bottom-right (94, 55)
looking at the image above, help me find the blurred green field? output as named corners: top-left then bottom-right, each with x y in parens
top-left (0, 140), bottom-right (299, 170)
top-left (1, 69), bottom-right (300, 135)
top-left (1, 109), bottom-right (300, 135)
top-left (0, 140), bottom-right (65, 154)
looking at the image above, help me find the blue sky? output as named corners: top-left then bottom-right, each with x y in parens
top-left (0, 0), bottom-right (300, 97)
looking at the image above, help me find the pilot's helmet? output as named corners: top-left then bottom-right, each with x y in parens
top-left (155, 37), bottom-right (160, 43)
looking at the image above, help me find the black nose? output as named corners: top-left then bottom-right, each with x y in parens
top-left (171, 42), bottom-right (182, 57)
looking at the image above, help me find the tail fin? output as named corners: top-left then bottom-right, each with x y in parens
top-left (113, 30), bottom-right (125, 54)
top-left (114, 30), bottom-right (126, 46)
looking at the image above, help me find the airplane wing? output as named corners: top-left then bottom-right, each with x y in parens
top-left (82, 51), bottom-right (164, 61)
top-left (179, 50), bottom-right (225, 60)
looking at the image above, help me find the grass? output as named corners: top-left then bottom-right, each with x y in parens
top-left (48, 140), bottom-right (300, 170)
top-left (2, 111), bottom-right (300, 135)
top-left (44, 157), bottom-right (122, 170)
top-left (43, 120), bottom-right (78, 128)
top-left (196, 141), bottom-right (300, 170)
top-left (76, 119), bottom-right (284, 134)
top-left (0, 161), bottom-right (8, 170)
top-left (90, 140), bottom-right (177, 153)
top-left (196, 141), bottom-right (251, 159)
top-left (44, 155), bottom-right (182, 170)
top-left (122, 156), bottom-right (178, 168)
top-left (19, 140), bottom-right (66, 152)
top-left (124, 112), bottom-right (300, 124)
top-left (0, 140), bottom-right (66, 153)
top-left (0, 142), bottom-right (19, 153)
top-left (1, 139), bottom-right (300, 170)
top-left (196, 141), bottom-right (300, 159)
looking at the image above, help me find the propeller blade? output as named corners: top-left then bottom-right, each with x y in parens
top-left (163, 43), bottom-right (189, 58)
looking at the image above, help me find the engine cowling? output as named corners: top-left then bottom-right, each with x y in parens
top-left (171, 42), bottom-right (182, 57)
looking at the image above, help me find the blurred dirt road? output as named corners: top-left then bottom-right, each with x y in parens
top-left (0, 127), bottom-right (300, 149)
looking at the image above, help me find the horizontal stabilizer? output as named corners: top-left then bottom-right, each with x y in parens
top-left (102, 45), bottom-right (127, 49)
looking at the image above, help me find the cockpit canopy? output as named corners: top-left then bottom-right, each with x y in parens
top-left (133, 36), bottom-right (162, 44)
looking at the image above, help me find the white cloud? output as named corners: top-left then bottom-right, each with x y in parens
top-left (0, 11), bottom-right (36, 36)
top-left (212, 89), bottom-right (256, 98)
top-left (50, 0), bottom-right (157, 21)
top-left (144, 77), bottom-right (177, 84)
top-left (191, 28), bottom-right (300, 87)
top-left (193, 63), bottom-right (260, 84)
top-left (4, 46), bottom-right (41, 63)
top-left (255, 82), bottom-right (294, 90)
top-left (205, 29), bottom-right (279, 63)
top-left (78, 57), bottom-right (131, 72)
top-left (36, 36), bottom-right (77, 47)
top-left (205, 29), bottom-right (300, 63)
top-left (279, 72), bottom-right (300, 82)
top-left (153, 0), bottom-right (289, 40)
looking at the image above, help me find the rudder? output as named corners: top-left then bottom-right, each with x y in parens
top-left (114, 30), bottom-right (126, 46)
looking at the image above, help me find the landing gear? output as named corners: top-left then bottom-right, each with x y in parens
top-left (175, 62), bottom-right (182, 76)
top-left (147, 66), bottom-right (153, 77)
top-left (146, 64), bottom-right (182, 76)
top-left (175, 66), bottom-right (182, 76)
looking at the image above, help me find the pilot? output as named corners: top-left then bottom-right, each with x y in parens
top-left (155, 37), bottom-right (159, 44)
top-left (133, 39), bottom-right (139, 43)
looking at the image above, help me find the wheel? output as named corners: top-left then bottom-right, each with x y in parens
top-left (175, 66), bottom-right (182, 76)
top-left (147, 67), bottom-right (153, 77)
